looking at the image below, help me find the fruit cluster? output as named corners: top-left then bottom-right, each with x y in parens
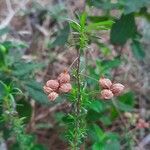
top-left (43, 71), bottom-right (72, 101)
top-left (136, 119), bottom-right (149, 129)
top-left (99, 77), bottom-right (124, 99)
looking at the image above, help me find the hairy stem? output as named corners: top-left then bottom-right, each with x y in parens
top-left (76, 49), bottom-right (81, 115)
top-left (73, 48), bottom-right (81, 150)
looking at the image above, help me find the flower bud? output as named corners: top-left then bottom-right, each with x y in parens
top-left (101, 89), bottom-right (114, 100)
top-left (43, 86), bottom-right (53, 94)
top-left (46, 80), bottom-right (59, 91)
top-left (59, 83), bottom-right (72, 93)
top-left (48, 92), bottom-right (59, 101)
top-left (111, 83), bottom-right (124, 96)
top-left (99, 77), bottom-right (112, 89)
top-left (57, 71), bottom-right (70, 84)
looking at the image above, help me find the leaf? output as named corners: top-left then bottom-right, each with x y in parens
top-left (88, 16), bottom-right (111, 23)
top-left (116, 92), bottom-right (135, 112)
top-left (0, 46), bottom-right (6, 67)
top-left (96, 58), bottom-right (121, 75)
top-left (118, 92), bottom-right (135, 106)
top-left (87, 0), bottom-right (120, 10)
top-left (88, 124), bottom-right (104, 142)
top-left (104, 139), bottom-right (120, 150)
top-left (86, 20), bottom-right (114, 31)
top-left (25, 81), bottom-right (49, 105)
top-left (48, 3), bottom-right (66, 20)
top-left (31, 144), bottom-right (48, 150)
top-left (88, 100), bottom-right (105, 113)
top-left (92, 142), bottom-right (105, 150)
top-left (50, 23), bottom-right (70, 47)
top-left (87, 110), bottom-right (101, 122)
top-left (0, 27), bottom-right (10, 36)
top-left (12, 62), bottom-right (45, 77)
top-left (120, 0), bottom-right (150, 14)
top-left (110, 14), bottom-right (137, 45)
top-left (100, 115), bottom-right (112, 125)
top-left (80, 12), bottom-right (87, 28)
top-left (105, 132), bottom-right (120, 141)
top-left (2, 41), bottom-right (28, 50)
top-left (70, 21), bottom-right (81, 32)
top-left (115, 101), bottom-right (133, 112)
top-left (0, 81), bottom-right (7, 99)
top-left (131, 40), bottom-right (145, 60)
top-left (62, 114), bottom-right (74, 123)
top-left (16, 99), bottom-right (32, 123)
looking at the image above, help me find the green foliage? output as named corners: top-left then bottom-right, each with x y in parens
top-left (0, 81), bottom-right (7, 99)
top-left (16, 99), bottom-right (32, 123)
top-left (0, 32), bottom-right (48, 149)
top-left (25, 81), bottom-right (49, 105)
top-left (50, 23), bottom-right (70, 47)
top-left (120, 0), bottom-right (150, 14)
top-left (85, 20), bottom-right (114, 31)
top-left (96, 58), bottom-right (121, 76)
top-left (12, 62), bottom-right (45, 77)
top-left (89, 124), bottom-right (120, 150)
top-left (110, 14), bottom-right (137, 45)
top-left (131, 39), bottom-right (145, 60)
top-left (116, 92), bottom-right (135, 112)
top-left (0, 27), bottom-right (10, 36)
top-left (87, 0), bottom-right (120, 10)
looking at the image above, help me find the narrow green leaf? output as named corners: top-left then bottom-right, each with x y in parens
top-left (80, 12), bottom-right (87, 28)
top-left (0, 81), bottom-right (7, 99)
top-left (70, 21), bottom-right (81, 32)
top-left (86, 20), bottom-right (114, 31)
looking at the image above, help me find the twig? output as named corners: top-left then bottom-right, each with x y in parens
top-left (35, 101), bottom-right (68, 121)
top-left (0, 0), bottom-right (30, 29)
top-left (67, 56), bottom-right (79, 71)
top-left (79, 72), bottom-right (99, 82)
top-left (112, 46), bottom-right (124, 81)
top-left (111, 98), bottom-right (128, 129)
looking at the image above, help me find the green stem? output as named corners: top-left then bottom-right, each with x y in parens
top-left (74, 48), bottom-right (81, 150)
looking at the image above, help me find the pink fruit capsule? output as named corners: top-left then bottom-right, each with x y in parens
top-left (46, 80), bottom-right (59, 91)
top-left (111, 83), bottom-right (124, 96)
top-left (99, 77), bottom-right (112, 89)
top-left (43, 86), bottom-right (53, 94)
top-left (48, 92), bottom-right (59, 101)
top-left (59, 83), bottom-right (72, 93)
top-left (101, 89), bottom-right (114, 100)
top-left (57, 71), bottom-right (70, 84)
